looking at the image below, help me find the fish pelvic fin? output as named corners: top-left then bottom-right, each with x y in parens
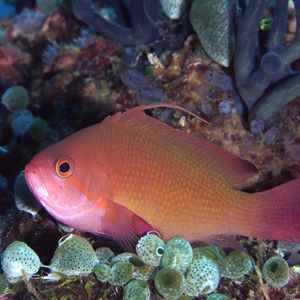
top-left (254, 177), bottom-right (300, 242)
top-left (98, 198), bottom-right (153, 251)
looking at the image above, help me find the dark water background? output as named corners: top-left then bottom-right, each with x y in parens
top-left (0, 0), bottom-right (14, 18)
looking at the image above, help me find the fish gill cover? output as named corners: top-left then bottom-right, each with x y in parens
top-left (1, 0), bottom-right (300, 299)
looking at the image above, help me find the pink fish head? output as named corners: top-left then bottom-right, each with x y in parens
top-left (24, 131), bottom-right (111, 231)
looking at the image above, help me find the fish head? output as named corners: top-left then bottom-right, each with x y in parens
top-left (24, 134), bottom-right (110, 223)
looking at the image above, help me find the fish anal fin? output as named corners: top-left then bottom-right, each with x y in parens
top-left (99, 198), bottom-right (153, 251)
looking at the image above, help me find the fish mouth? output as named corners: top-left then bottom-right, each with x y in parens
top-left (25, 165), bottom-right (49, 205)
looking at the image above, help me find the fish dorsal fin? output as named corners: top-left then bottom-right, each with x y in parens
top-left (107, 103), bottom-right (257, 189)
top-left (97, 197), bottom-right (153, 251)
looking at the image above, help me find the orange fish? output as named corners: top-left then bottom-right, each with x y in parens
top-left (25, 104), bottom-right (300, 249)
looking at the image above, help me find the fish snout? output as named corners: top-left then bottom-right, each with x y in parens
top-left (24, 164), bottom-right (49, 203)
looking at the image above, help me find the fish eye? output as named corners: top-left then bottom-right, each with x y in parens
top-left (55, 157), bottom-right (74, 178)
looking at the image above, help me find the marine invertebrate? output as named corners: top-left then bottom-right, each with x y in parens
top-left (95, 247), bottom-right (114, 264)
top-left (49, 234), bottom-right (98, 276)
top-left (0, 274), bottom-right (9, 296)
top-left (190, 0), bottom-right (233, 67)
top-left (262, 256), bottom-right (290, 288)
top-left (161, 236), bottom-right (193, 273)
top-left (9, 109), bottom-right (33, 135)
top-left (192, 246), bottom-right (226, 267)
top-left (207, 294), bottom-right (231, 300)
top-left (14, 170), bottom-right (41, 217)
top-left (1, 241), bottom-right (41, 283)
top-left (93, 263), bottom-right (111, 283)
top-left (221, 250), bottom-right (254, 281)
top-left (123, 279), bottom-right (151, 300)
top-left (109, 261), bottom-right (133, 286)
top-left (234, 0), bottom-right (300, 125)
top-left (1, 85), bottom-right (29, 112)
top-left (160, 0), bottom-right (187, 20)
top-left (136, 234), bottom-right (165, 267)
top-left (71, 0), bottom-right (161, 46)
top-left (27, 117), bottom-right (48, 142)
top-left (154, 267), bottom-right (185, 299)
top-left (184, 256), bottom-right (220, 297)
top-left (36, 0), bottom-right (63, 15)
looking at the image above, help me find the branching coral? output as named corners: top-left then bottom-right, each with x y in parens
top-left (71, 0), bottom-right (161, 46)
top-left (235, 0), bottom-right (300, 125)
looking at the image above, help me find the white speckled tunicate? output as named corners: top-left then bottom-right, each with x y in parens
top-left (49, 234), bottom-right (98, 276)
top-left (1, 241), bottom-right (41, 282)
top-left (184, 257), bottom-right (220, 297)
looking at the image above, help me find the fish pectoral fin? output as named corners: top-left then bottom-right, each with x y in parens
top-left (99, 198), bottom-right (153, 251)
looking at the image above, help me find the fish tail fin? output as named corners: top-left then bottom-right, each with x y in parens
top-left (254, 178), bottom-right (300, 242)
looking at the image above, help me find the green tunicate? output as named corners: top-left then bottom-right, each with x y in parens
top-left (0, 274), bottom-right (9, 296)
top-left (160, 0), bottom-right (187, 20)
top-left (14, 170), bottom-right (41, 217)
top-left (93, 263), bottom-right (111, 282)
top-left (262, 256), bottom-right (290, 288)
top-left (136, 234), bottom-right (165, 267)
top-left (95, 247), bottom-right (114, 264)
top-left (221, 250), bottom-right (254, 281)
top-left (110, 252), bottom-right (155, 281)
top-left (28, 117), bottom-right (48, 142)
top-left (123, 279), bottom-right (151, 300)
top-left (36, 0), bottom-right (63, 15)
top-left (109, 261), bottom-right (133, 286)
top-left (190, 0), bottom-right (233, 67)
top-left (132, 262), bottom-right (156, 281)
top-left (161, 236), bottom-right (193, 273)
top-left (1, 85), bottom-right (29, 112)
top-left (111, 252), bottom-right (138, 265)
top-left (154, 267), bottom-right (185, 299)
top-left (49, 234), bottom-right (98, 276)
top-left (207, 293), bottom-right (231, 300)
top-left (193, 246), bottom-right (226, 267)
top-left (1, 241), bottom-right (41, 283)
top-left (184, 257), bottom-right (220, 297)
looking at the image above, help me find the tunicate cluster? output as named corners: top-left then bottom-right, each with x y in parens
top-left (95, 247), bottom-right (115, 264)
top-left (221, 250), bottom-right (254, 281)
top-left (14, 170), bottom-right (41, 217)
top-left (193, 246), bottom-right (226, 267)
top-left (10, 109), bottom-right (33, 135)
top-left (93, 263), bottom-right (111, 283)
top-left (1, 85), bottom-right (29, 112)
top-left (262, 256), bottom-right (290, 288)
top-left (184, 256), bottom-right (220, 296)
top-left (154, 267), bottom-right (185, 299)
top-left (1, 241), bottom-right (41, 283)
top-left (49, 234), bottom-right (99, 276)
top-left (109, 261), bottom-right (133, 286)
top-left (218, 100), bottom-right (232, 117)
top-left (123, 279), bottom-right (151, 300)
top-left (136, 234), bottom-right (165, 267)
top-left (161, 236), bottom-right (193, 273)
